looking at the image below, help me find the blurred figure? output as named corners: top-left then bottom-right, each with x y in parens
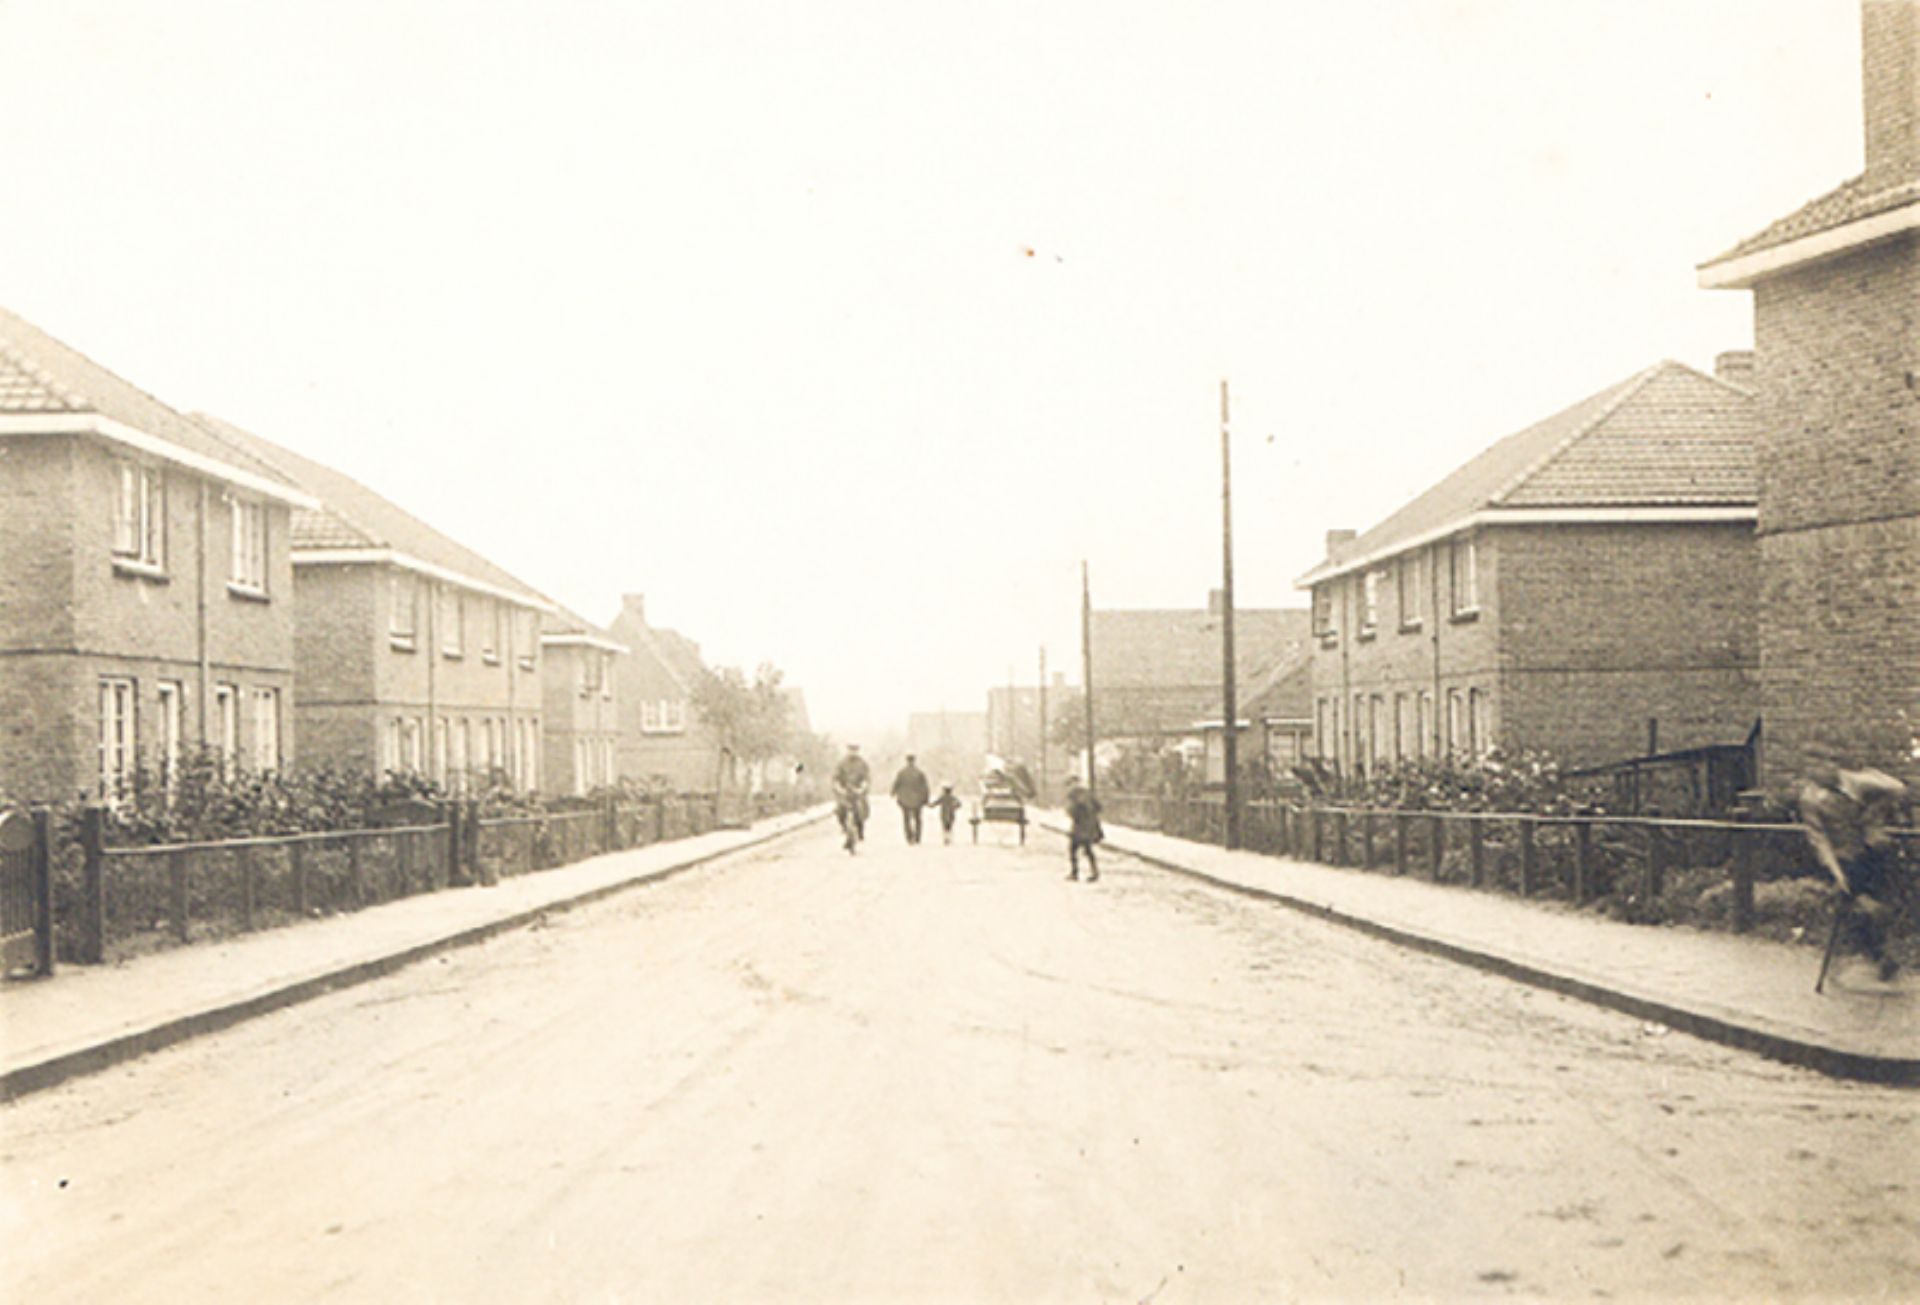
top-left (833, 743), bottom-right (871, 853)
top-left (932, 782), bottom-right (963, 844)
top-left (1065, 780), bottom-right (1104, 883)
top-left (891, 753), bottom-right (930, 845)
top-left (1799, 744), bottom-right (1910, 981)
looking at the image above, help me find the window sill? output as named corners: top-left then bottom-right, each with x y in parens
top-left (1357, 628), bottom-right (1377, 643)
top-left (1449, 608), bottom-right (1481, 625)
top-left (482, 653), bottom-right (501, 666)
top-left (389, 636), bottom-right (418, 653)
top-left (517, 658), bottom-right (536, 671)
top-left (1399, 620), bottom-right (1423, 634)
top-left (227, 583), bottom-right (271, 604)
top-left (443, 650), bottom-right (465, 661)
top-left (112, 558), bottom-right (169, 583)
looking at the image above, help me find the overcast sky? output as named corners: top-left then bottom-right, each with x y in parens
top-left (0, 1), bottom-right (1867, 739)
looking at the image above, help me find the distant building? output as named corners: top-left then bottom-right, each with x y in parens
top-left (540, 608), bottom-right (626, 797)
top-left (1296, 360), bottom-right (1760, 776)
top-left (0, 309), bottom-right (311, 803)
top-left (985, 684), bottom-right (1053, 768)
top-left (606, 594), bottom-right (726, 791)
top-left (1197, 650), bottom-right (1314, 787)
top-left (198, 415), bottom-right (554, 793)
top-left (907, 708), bottom-right (989, 787)
top-left (1086, 594), bottom-right (1310, 745)
top-left (1699, 0), bottom-right (1920, 786)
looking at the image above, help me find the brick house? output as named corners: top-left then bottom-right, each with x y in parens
top-left (1699, 0), bottom-right (1919, 787)
top-left (540, 607), bottom-right (626, 797)
top-left (0, 308), bottom-right (313, 803)
top-left (1086, 594), bottom-right (1311, 745)
top-left (1197, 650), bottom-right (1314, 786)
top-left (194, 416), bottom-right (556, 793)
top-left (605, 594), bottom-right (725, 791)
top-left (1296, 360), bottom-right (1761, 777)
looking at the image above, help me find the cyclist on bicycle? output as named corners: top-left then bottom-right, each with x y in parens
top-left (833, 742), bottom-right (872, 852)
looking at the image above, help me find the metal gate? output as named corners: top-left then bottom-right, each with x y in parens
top-left (0, 808), bottom-right (54, 977)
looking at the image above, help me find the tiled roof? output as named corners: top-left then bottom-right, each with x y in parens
top-left (0, 306), bottom-right (298, 488)
top-left (1702, 170), bottom-right (1920, 269)
top-left (1090, 608), bottom-right (1311, 691)
top-left (605, 607), bottom-right (709, 692)
top-left (1302, 361), bottom-right (1756, 583)
top-left (192, 413), bottom-right (553, 606)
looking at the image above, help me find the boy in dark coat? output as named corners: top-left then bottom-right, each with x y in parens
top-left (932, 783), bottom-right (963, 843)
top-left (1066, 781), bottom-right (1103, 882)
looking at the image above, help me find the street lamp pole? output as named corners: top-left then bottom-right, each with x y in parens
top-left (1221, 379), bottom-right (1241, 851)
top-left (1037, 644), bottom-right (1047, 803)
top-left (1081, 560), bottom-right (1097, 794)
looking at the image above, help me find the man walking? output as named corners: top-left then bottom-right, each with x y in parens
top-left (1066, 780), bottom-right (1104, 882)
top-left (891, 753), bottom-right (931, 845)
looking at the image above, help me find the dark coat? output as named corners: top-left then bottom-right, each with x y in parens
top-left (1066, 790), bottom-right (1104, 843)
top-left (891, 763), bottom-right (931, 808)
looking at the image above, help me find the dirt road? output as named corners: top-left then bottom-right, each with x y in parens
top-left (3, 822), bottom-right (1915, 1301)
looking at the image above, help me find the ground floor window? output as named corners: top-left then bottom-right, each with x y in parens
top-left (251, 688), bottom-right (281, 772)
top-left (156, 681), bottom-right (184, 793)
top-left (1470, 688), bottom-right (1492, 760)
top-left (98, 677), bottom-right (136, 797)
top-left (214, 683), bottom-right (239, 774)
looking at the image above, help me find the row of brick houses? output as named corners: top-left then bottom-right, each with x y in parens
top-left (1296, 0), bottom-right (1916, 792)
top-left (0, 308), bottom-right (745, 804)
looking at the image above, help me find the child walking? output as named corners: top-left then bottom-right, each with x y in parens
top-left (1066, 781), bottom-right (1103, 882)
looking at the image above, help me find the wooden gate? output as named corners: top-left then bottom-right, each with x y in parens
top-left (0, 808), bottom-right (54, 977)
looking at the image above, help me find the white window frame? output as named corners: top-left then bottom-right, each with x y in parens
top-left (213, 682), bottom-right (239, 774)
top-left (1448, 689), bottom-right (1467, 758)
top-left (440, 586), bottom-right (464, 658)
top-left (1360, 569), bottom-right (1382, 634)
top-left (1398, 549), bottom-right (1425, 629)
top-left (389, 572), bottom-right (418, 649)
top-left (1312, 585), bottom-right (1336, 640)
top-left (1450, 534), bottom-right (1479, 616)
top-left (251, 687), bottom-right (281, 772)
top-left (156, 681), bottom-right (184, 791)
top-left (229, 495), bottom-right (268, 594)
top-left (112, 460), bottom-right (165, 569)
top-left (1416, 692), bottom-right (1433, 761)
top-left (433, 719), bottom-right (449, 784)
top-left (1470, 688), bottom-right (1492, 760)
top-left (99, 676), bottom-right (137, 797)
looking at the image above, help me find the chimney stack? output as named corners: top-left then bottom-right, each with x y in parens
top-left (1208, 588), bottom-right (1227, 617)
top-left (1326, 528), bottom-right (1358, 560)
top-left (621, 593), bottom-right (647, 625)
top-left (1863, 0), bottom-right (1919, 180)
top-left (1714, 349), bottom-right (1757, 389)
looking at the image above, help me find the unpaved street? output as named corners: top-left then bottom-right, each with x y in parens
top-left (3, 821), bottom-right (1915, 1302)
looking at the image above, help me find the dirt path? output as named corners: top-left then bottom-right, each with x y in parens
top-left (3, 824), bottom-right (1915, 1301)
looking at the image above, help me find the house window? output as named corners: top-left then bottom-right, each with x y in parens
top-left (1417, 692), bottom-right (1433, 761)
top-left (1312, 585), bottom-right (1336, 640)
top-left (252, 688), bottom-right (281, 772)
top-left (602, 654), bottom-right (615, 699)
top-left (213, 683), bottom-right (239, 773)
top-left (1360, 570), bottom-right (1382, 634)
top-left (404, 718), bottom-right (423, 772)
top-left (1450, 535), bottom-right (1479, 615)
top-left (156, 681), bottom-right (184, 791)
top-left (451, 718), bottom-right (470, 790)
top-left (112, 461), bottom-right (165, 568)
top-left (482, 600), bottom-right (501, 663)
top-left (1398, 550), bottom-right (1425, 629)
top-left (574, 739), bottom-right (589, 796)
top-left (389, 573), bottom-right (418, 648)
top-left (1470, 688), bottom-right (1492, 760)
top-left (382, 718), bottom-right (401, 774)
top-left (1448, 689), bottom-right (1466, 758)
top-left (643, 699), bottom-right (686, 733)
top-left (1315, 698), bottom-right (1334, 762)
top-left (229, 497), bottom-right (268, 593)
top-left (1370, 695), bottom-right (1386, 769)
top-left (1393, 693), bottom-right (1409, 763)
top-left (1351, 692), bottom-right (1367, 775)
top-left (433, 719), bottom-right (448, 784)
top-left (525, 719), bottom-right (539, 791)
top-left (516, 611), bottom-right (536, 670)
top-left (440, 586), bottom-right (464, 657)
top-left (602, 738), bottom-right (615, 784)
top-left (99, 677), bottom-right (136, 797)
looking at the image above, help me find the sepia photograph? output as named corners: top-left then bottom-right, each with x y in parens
top-left (2, 1), bottom-right (1916, 1299)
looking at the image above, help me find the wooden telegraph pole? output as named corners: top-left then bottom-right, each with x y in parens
top-left (1037, 645), bottom-right (1048, 803)
top-left (1221, 379), bottom-right (1241, 851)
top-left (1081, 561), bottom-right (1097, 794)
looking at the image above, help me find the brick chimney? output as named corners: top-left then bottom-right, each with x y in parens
top-left (621, 593), bottom-right (647, 625)
top-left (1208, 588), bottom-right (1227, 616)
top-left (1863, 0), bottom-right (1919, 181)
top-left (1325, 528), bottom-right (1357, 560)
top-left (1714, 349), bottom-right (1757, 389)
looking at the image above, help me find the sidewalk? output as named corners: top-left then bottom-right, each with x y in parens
top-left (0, 807), bottom-right (829, 1102)
top-left (1036, 813), bottom-right (1920, 1086)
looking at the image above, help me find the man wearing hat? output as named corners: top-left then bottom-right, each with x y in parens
top-left (891, 753), bottom-right (931, 845)
top-left (832, 742), bottom-right (871, 851)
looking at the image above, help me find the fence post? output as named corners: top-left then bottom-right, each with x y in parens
top-left (239, 844), bottom-right (257, 932)
top-left (31, 809), bottom-right (54, 976)
top-left (348, 836), bottom-right (364, 907)
top-left (1518, 819), bottom-right (1536, 898)
top-left (654, 800), bottom-right (667, 844)
top-left (170, 848), bottom-right (190, 943)
top-left (1394, 814), bottom-right (1409, 876)
top-left (1429, 815), bottom-right (1445, 881)
top-left (444, 803), bottom-right (464, 887)
top-left (291, 839), bottom-right (308, 916)
top-left (1731, 828), bottom-right (1755, 934)
top-left (1469, 817), bottom-right (1484, 889)
top-left (1360, 812), bottom-right (1375, 868)
top-left (81, 806), bottom-right (107, 963)
top-left (1573, 821), bottom-right (1592, 904)
top-left (1643, 825), bottom-right (1665, 902)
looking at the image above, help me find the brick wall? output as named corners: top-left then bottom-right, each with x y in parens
top-left (1863, 0), bottom-right (1919, 181)
top-left (1752, 235), bottom-right (1920, 786)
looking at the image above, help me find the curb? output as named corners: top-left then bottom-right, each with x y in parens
top-left (1, 812), bottom-right (830, 1104)
top-left (1034, 816), bottom-right (1920, 1088)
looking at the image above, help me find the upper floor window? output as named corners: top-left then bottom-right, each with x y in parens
top-left (641, 698), bottom-right (688, 734)
top-left (482, 600), bottom-right (502, 663)
top-left (1398, 549), bottom-right (1425, 628)
top-left (1311, 585), bottom-right (1337, 641)
top-left (1360, 569), bottom-right (1382, 634)
top-left (113, 461), bottom-right (165, 569)
top-left (230, 497), bottom-right (268, 593)
top-left (389, 573), bottom-right (419, 649)
top-left (440, 586), bottom-right (464, 657)
top-left (515, 610), bottom-right (537, 670)
top-left (1450, 535), bottom-right (1479, 616)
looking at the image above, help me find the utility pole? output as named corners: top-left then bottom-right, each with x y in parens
top-left (1081, 561), bottom-right (1097, 794)
top-left (1221, 379), bottom-right (1241, 850)
top-left (1037, 645), bottom-right (1048, 803)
